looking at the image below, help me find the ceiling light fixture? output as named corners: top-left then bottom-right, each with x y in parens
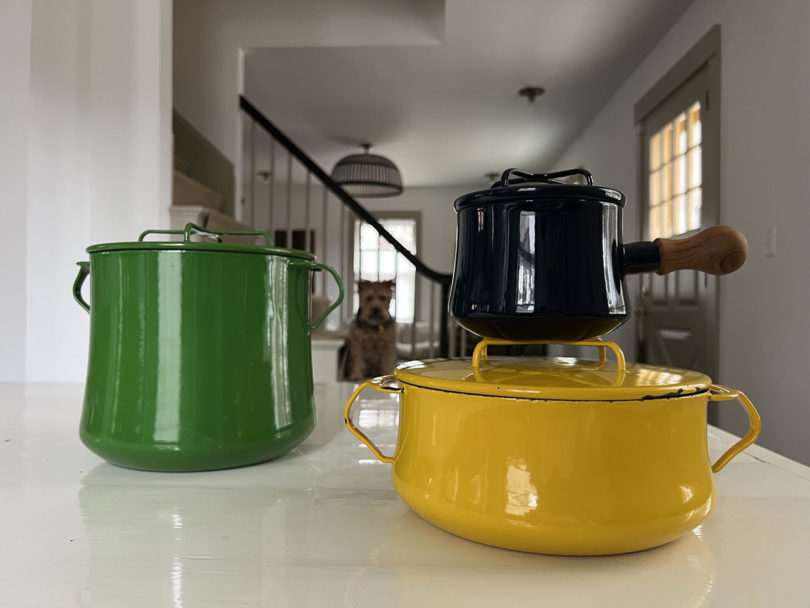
top-left (518, 86), bottom-right (546, 103)
top-left (331, 143), bottom-right (403, 198)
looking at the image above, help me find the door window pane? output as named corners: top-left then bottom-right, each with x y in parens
top-left (689, 102), bottom-right (702, 147)
top-left (688, 146), bottom-right (702, 189)
top-left (688, 189), bottom-right (702, 231)
top-left (650, 134), bottom-right (661, 170)
top-left (647, 100), bottom-right (703, 238)
top-left (650, 170), bottom-right (661, 207)
top-left (675, 113), bottom-right (688, 154)
top-left (674, 194), bottom-right (688, 234)
top-left (661, 124), bottom-right (673, 164)
top-left (674, 156), bottom-right (687, 195)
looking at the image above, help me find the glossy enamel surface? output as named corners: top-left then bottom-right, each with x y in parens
top-left (450, 195), bottom-right (629, 340)
top-left (395, 340), bottom-right (712, 401)
top-left (77, 245), bottom-right (341, 471)
top-left (391, 385), bottom-right (716, 555)
top-left (345, 349), bottom-right (760, 555)
top-left (3, 382), bottom-right (809, 607)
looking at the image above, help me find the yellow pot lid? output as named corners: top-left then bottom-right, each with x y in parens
top-left (394, 339), bottom-right (712, 401)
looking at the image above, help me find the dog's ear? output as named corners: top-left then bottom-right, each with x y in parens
top-left (357, 279), bottom-right (371, 292)
top-left (383, 279), bottom-right (396, 291)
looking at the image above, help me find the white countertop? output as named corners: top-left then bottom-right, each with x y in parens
top-left (2, 381), bottom-right (809, 607)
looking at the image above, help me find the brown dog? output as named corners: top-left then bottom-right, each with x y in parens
top-left (341, 280), bottom-right (397, 382)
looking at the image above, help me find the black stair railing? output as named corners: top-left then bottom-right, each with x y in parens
top-left (239, 95), bottom-right (453, 357)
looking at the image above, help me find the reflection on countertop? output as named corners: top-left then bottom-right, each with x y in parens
top-left (1, 382), bottom-right (809, 607)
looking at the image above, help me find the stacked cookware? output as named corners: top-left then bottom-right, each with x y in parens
top-left (345, 168), bottom-right (761, 555)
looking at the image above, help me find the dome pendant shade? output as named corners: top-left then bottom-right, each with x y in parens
top-left (331, 144), bottom-right (403, 198)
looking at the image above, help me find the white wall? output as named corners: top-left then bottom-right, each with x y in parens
top-left (552, 0), bottom-right (810, 464)
top-left (3, 0), bottom-right (173, 383)
top-left (174, 0), bottom-right (443, 168)
top-left (0, 0), bottom-right (32, 381)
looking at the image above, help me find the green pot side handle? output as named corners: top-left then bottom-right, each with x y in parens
top-left (304, 262), bottom-right (345, 331)
top-left (344, 375), bottom-right (403, 464)
top-left (708, 384), bottom-right (762, 473)
top-left (73, 261), bottom-right (91, 313)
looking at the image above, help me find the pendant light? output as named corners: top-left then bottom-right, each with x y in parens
top-left (331, 143), bottom-right (403, 198)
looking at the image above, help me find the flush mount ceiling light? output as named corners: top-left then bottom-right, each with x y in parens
top-left (518, 86), bottom-right (546, 103)
top-left (331, 143), bottom-right (403, 198)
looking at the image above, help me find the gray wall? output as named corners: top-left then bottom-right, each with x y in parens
top-left (552, 0), bottom-right (810, 465)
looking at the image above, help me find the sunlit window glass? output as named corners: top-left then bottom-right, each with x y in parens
top-left (648, 101), bottom-right (702, 239)
top-left (353, 218), bottom-right (417, 323)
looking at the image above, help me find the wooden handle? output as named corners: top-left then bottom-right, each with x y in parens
top-left (655, 225), bottom-right (748, 275)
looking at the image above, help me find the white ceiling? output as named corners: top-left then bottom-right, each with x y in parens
top-left (244, 0), bottom-right (694, 188)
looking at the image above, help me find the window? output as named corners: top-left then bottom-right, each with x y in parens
top-left (352, 215), bottom-right (418, 323)
top-left (648, 101), bottom-right (703, 239)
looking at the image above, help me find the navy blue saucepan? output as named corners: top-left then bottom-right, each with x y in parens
top-left (449, 168), bottom-right (747, 341)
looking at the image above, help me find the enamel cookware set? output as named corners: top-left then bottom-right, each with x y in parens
top-left (345, 169), bottom-right (761, 555)
top-left (74, 169), bottom-right (761, 556)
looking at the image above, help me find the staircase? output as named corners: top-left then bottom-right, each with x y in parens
top-left (171, 110), bottom-right (254, 237)
top-left (239, 96), bottom-right (462, 358)
top-left (172, 99), bottom-right (466, 359)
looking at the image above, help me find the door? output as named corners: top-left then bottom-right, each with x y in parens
top-left (635, 29), bottom-right (721, 420)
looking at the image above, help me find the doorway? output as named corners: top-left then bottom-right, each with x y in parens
top-left (634, 26), bottom-right (721, 423)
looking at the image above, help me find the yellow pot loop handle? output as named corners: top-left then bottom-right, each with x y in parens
top-left (472, 338), bottom-right (626, 372)
top-left (344, 375), bottom-right (402, 464)
top-left (708, 384), bottom-right (762, 473)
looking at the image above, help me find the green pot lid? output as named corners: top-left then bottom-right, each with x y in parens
top-left (86, 223), bottom-right (314, 261)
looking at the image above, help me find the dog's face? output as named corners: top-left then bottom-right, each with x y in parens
top-left (357, 280), bottom-right (395, 323)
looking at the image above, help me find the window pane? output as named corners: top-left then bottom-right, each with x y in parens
top-left (650, 134), bottom-right (661, 170)
top-left (353, 217), bottom-right (418, 323)
top-left (649, 170), bottom-right (661, 206)
top-left (384, 219), bottom-right (416, 250)
top-left (674, 155), bottom-right (687, 195)
top-left (688, 188), bottom-right (702, 230)
top-left (675, 113), bottom-right (688, 155)
top-left (689, 102), bottom-right (702, 147)
top-left (661, 124), bottom-right (673, 164)
top-left (649, 205), bottom-right (660, 239)
top-left (360, 222), bottom-right (378, 250)
top-left (647, 100), bottom-right (703, 241)
top-left (360, 254), bottom-right (378, 279)
top-left (674, 194), bottom-right (688, 235)
top-left (378, 250), bottom-right (396, 277)
top-left (396, 271), bottom-right (414, 312)
top-left (660, 199), bottom-right (672, 238)
top-left (377, 236), bottom-right (395, 252)
top-left (689, 146), bottom-right (702, 189)
top-left (661, 162), bottom-right (672, 202)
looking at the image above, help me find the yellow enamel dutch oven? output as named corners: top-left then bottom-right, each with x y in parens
top-left (344, 339), bottom-right (761, 556)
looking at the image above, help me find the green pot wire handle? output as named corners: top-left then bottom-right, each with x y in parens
top-left (73, 262), bottom-right (91, 313)
top-left (138, 222), bottom-right (274, 246)
top-left (303, 262), bottom-right (344, 331)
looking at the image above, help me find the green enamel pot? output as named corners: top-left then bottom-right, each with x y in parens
top-left (73, 223), bottom-right (344, 471)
